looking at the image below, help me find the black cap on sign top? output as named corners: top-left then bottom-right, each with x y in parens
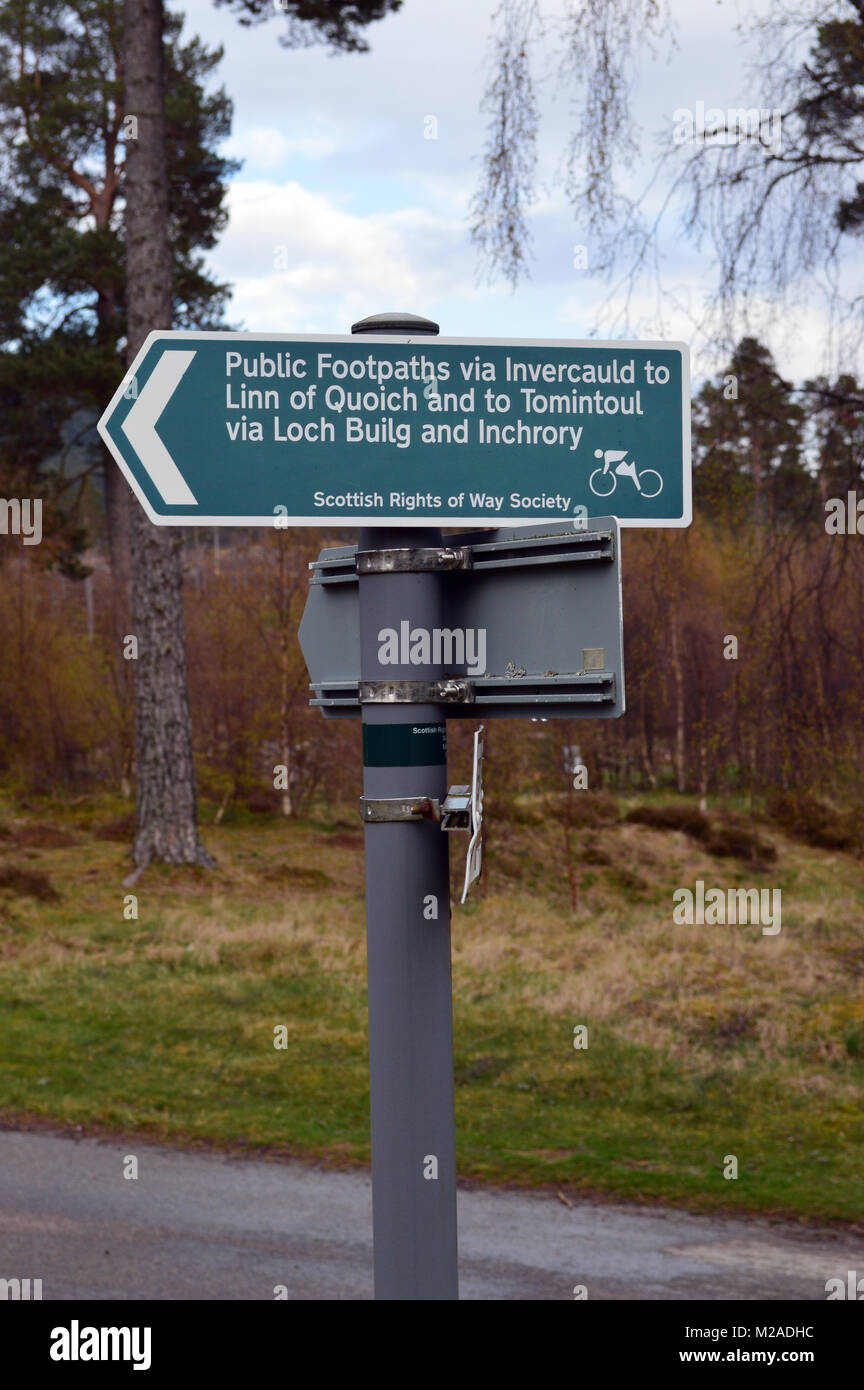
top-left (351, 311), bottom-right (440, 336)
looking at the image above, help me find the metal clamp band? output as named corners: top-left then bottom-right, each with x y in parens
top-left (359, 679), bottom-right (473, 704)
top-left (360, 796), bottom-right (441, 823)
top-left (356, 546), bottom-right (470, 575)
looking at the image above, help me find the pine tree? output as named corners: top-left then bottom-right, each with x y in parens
top-left (804, 373), bottom-right (864, 503)
top-left (692, 338), bottom-right (813, 529)
top-left (0, 0), bottom-right (239, 577)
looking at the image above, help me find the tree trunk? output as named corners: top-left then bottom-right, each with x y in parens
top-left (639, 691), bottom-right (657, 790)
top-left (669, 604), bottom-right (686, 794)
top-left (697, 685), bottom-right (708, 811)
top-left (562, 770), bottom-right (579, 914)
top-left (103, 460), bottom-right (132, 596)
top-left (123, 0), bottom-right (212, 871)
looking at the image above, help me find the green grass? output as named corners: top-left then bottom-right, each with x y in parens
top-left (1, 789), bottom-right (863, 1225)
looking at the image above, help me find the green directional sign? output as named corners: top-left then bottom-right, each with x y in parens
top-left (97, 331), bottom-right (691, 527)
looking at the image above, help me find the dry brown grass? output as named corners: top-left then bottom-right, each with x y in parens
top-left (2, 797), bottom-right (863, 1219)
top-left (2, 802), bottom-right (861, 1077)
top-left (451, 818), bottom-right (864, 1073)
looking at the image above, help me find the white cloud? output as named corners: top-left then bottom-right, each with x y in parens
top-left (223, 126), bottom-right (339, 171)
top-left (211, 180), bottom-right (481, 332)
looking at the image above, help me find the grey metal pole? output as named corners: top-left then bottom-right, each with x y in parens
top-left (352, 312), bottom-right (459, 1300)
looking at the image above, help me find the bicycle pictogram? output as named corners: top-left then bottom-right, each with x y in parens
top-left (589, 448), bottom-right (663, 500)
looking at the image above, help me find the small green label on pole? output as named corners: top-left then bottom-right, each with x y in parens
top-left (363, 723), bottom-right (447, 766)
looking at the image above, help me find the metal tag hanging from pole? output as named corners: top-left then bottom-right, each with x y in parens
top-left (462, 727), bottom-right (484, 903)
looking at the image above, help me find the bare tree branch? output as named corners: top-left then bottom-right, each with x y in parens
top-left (470, 0), bottom-right (542, 287)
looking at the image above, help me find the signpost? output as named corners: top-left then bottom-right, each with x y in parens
top-left (298, 516), bottom-right (625, 720)
top-left (98, 328), bottom-right (690, 528)
top-left (98, 310), bottom-right (691, 1304)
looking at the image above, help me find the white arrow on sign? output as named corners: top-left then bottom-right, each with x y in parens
top-left (121, 349), bottom-right (198, 505)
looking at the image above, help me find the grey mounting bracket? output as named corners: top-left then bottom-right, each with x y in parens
top-left (356, 546), bottom-right (471, 575)
top-left (359, 787), bottom-right (472, 831)
top-left (440, 785), bottom-right (471, 831)
top-left (360, 679), bottom-right (473, 704)
top-left (360, 796), bottom-right (441, 823)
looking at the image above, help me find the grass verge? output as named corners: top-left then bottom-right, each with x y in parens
top-left (1, 791), bottom-right (862, 1226)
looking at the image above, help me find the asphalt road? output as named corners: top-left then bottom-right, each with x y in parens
top-left (1, 1129), bottom-right (861, 1300)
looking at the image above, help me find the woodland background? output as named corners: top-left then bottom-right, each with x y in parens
top-left (3, 340), bottom-right (864, 849)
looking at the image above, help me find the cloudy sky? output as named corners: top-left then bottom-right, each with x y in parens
top-left (176, 0), bottom-right (861, 387)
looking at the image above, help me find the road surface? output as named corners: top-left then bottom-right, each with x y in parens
top-left (1, 1129), bottom-right (860, 1300)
